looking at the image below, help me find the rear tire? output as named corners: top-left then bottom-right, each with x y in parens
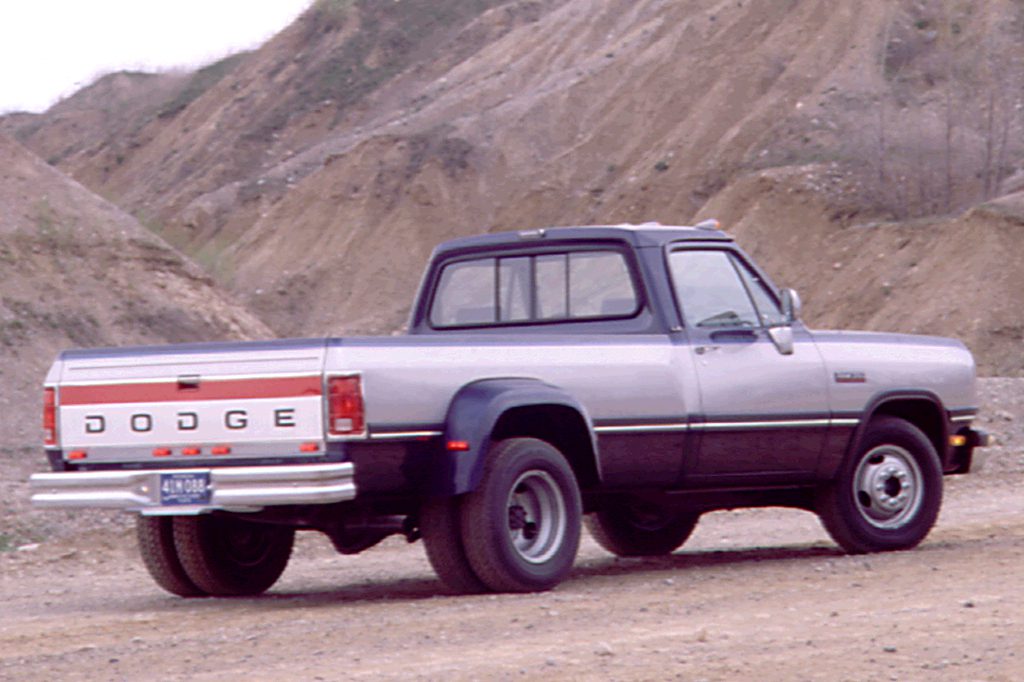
top-left (586, 502), bottom-right (699, 557)
top-left (136, 516), bottom-right (206, 597)
top-left (173, 514), bottom-right (294, 596)
top-left (459, 438), bottom-right (582, 593)
top-left (817, 416), bottom-right (942, 554)
top-left (420, 496), bottom-right (488, 594)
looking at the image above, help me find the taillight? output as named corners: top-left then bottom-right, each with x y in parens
top-left (327, 376), bottom-right (364, 436)
top-left (43, 387), bottom-right (56, 446)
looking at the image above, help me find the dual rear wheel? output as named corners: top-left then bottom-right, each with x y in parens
top-left (422, 437), bottom-right (700, 594)
top-left (136, 514), bottom-right (294, 597)
top-left (422, 437), bottom-right (583, 593)
top-left (586, 502), bottom-right (699, 557)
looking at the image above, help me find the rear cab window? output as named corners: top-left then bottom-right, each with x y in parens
top-left (430, 248), bottom-right (641, 328)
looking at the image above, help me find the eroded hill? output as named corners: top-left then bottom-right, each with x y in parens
top-left (0, 135), bottom-right (270, 450)
top-left (3, 0), bottom-right (1023, 372)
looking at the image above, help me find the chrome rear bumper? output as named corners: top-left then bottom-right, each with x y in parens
top-left (29, 462), bottom-right (356, 514)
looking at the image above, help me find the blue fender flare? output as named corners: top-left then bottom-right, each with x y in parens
top-left (431, 378), bottom-right (598, 496)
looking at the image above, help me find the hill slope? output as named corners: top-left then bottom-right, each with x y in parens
top-left (0, 134), bottom-right (270, 449)
top-left (5, 0), bottom-right (1023, 372)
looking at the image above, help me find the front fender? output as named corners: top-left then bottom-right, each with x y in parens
top-left (822, 390), bottom-right (949, 479)
top-left (433, 378), bottom-right (596, 495)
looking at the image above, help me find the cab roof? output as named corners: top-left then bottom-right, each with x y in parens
top-left (434, 220), bottom-right (733, 256)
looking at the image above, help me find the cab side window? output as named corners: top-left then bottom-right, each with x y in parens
top-left (668, 250), bottom-right (763, 328)
top-left (734, 260), bottom-right (785, 327)
top-left (569, 251), bottom-right (637, 317)
top-left (431, 258), bottom-right (497, 325)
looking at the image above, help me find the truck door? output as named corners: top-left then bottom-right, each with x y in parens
top-left (667, 247), bottom-right (829, 483)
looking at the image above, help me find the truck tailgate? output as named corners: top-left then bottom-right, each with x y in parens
top-left (51, 339), bottom-right (329, 466)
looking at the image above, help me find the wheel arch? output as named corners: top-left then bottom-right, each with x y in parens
top-left (846, 391), bottom-right (949, 469)
top-left (817, 400), bottom-right (946, 553)
top-left (434, 378), bottom-right (599, 496)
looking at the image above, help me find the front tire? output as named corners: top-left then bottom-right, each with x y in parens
top-left (817, 416), bottom-right (942, 553)
top-left (460, 438), bottom-right (582, 592)
top-left (173, 514), bottom-right (294, 596)
top-left (586, 502), bottom-right (699, 557)
top-left (136, 516), bottom-right (206, 597)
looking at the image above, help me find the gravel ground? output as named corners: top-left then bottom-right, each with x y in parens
top-left (1, 378), bottom-right (1021, 680)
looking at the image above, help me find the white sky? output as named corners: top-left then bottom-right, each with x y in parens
top-left (0, 1), bottom-right (313, 113)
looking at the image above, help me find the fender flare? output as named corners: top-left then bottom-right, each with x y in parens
top-left (835, 390), bottom-right (949, 475)
top-left (432, 377), bottom-right (598, 496)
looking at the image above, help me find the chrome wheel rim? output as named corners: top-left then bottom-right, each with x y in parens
top-left (852, 445), bottom-right (923, 529)
top-left (506, 470), bottom-right (566, 564)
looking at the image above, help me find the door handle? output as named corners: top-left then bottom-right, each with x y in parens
top-left (694, 345), bottom-right (720, 355)
top-left (710, 328), bottom-right (758, 342)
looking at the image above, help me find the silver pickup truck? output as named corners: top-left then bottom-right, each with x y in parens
top-left (30, 222), bottom-right (989, 597)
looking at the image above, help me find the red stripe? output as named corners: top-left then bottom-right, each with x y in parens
top-left (60, 376), bottom-right (322, 406)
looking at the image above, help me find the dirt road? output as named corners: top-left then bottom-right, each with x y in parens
top-left (2, 464), bottom-right (1023, 682)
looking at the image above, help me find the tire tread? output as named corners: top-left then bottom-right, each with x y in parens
top-left (173, 515), bottom-right (294, 596)
top-left (586, 507), bottom-right (698, 557)
top-left (460, 438), bottom-right (582, 593)
top-left (817, 416), bottom-right (942, 554)
top-left (420, 496), bottom-right (489, 594)
top-left (136, 516), bottom-right (206, 597)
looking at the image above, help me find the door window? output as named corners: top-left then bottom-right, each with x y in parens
top-left (735, 261), bottom-right (785, 327)
top-left (668, 250), bottom-right (759, 328)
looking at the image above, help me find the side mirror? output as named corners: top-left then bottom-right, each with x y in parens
top-left (781, 288), bottom-right (802, 325)
top-left (768, 288), bottom-right (800, 356)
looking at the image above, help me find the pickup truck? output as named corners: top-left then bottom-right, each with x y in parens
top-left (30, 221), bottom-right (989, 597)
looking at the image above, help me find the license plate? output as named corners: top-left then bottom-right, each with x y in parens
top-left (159, 472), bottom-right (211, 506)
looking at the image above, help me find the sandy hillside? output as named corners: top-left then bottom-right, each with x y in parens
top-left (0, 133), bottom-right (274, 548)
top-left (701, 167), bottom-right (1024, 376)
top-left (0, 70), bottom-right (193, 172)
top-left (0, 134), bottom-right (271, 451)
top-left (3, 0), bottom-right (1022, 372)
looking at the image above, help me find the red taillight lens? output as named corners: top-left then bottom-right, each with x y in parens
top-left (327, 376), bottom-right (364, 436)
top-left (43, 388), bottom-right (56, 446)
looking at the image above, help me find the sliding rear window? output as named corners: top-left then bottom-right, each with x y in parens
top-left (430, 249), bottom-right (640, 328)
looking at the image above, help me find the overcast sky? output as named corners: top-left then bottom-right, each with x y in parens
top-left (0, 1), bottom-right (312, 114)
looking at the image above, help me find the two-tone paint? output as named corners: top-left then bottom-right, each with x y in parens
top-left (31, 223), bottom-right (983, 515)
